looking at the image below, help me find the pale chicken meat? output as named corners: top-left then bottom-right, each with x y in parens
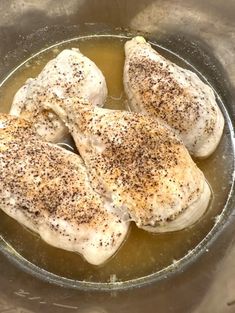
top-left (0, 114), bottom-right (129, 265)
top-left (124, 36), bottom-right (224, 158)
top-left (45, 98), bottom-right (211, 232)
top-left (10, 48), bottom-right (107, 142)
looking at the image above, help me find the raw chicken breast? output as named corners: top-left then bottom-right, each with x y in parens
top-left (124, 36), bottom-right (224, 158)
top-left (10, 48), bottom-right (107, 142)
top-left (0, 114), bottom-right (129, 265)
top-left (45, 98), bottom-right (211, 232)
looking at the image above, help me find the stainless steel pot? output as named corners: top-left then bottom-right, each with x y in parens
top-left (0, 1), bottom-right (235, 312)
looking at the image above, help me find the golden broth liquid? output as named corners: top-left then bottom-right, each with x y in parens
top-left (0, 36), bottom-right (233, 283)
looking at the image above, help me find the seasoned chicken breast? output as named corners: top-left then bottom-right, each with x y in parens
top-left (10, 48), bottom-right (107, 142)
top-left (124, 36), bottom-right (224, 158)
top-left (45, 98), bottom-right (211, 232)
top-left (0, 114), bottom-right (129, 265)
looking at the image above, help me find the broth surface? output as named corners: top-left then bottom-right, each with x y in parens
top-left (0, 36), bottom-right (233, 283)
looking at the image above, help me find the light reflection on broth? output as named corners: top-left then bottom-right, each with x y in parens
top-left (0, 36), bottom-right (233, 283)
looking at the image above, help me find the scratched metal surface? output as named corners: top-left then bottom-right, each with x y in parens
top-left (0, 0), bottom-right (235, 312)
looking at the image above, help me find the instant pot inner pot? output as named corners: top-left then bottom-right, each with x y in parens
top-left (0, 30), bottom-right (234, 291)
